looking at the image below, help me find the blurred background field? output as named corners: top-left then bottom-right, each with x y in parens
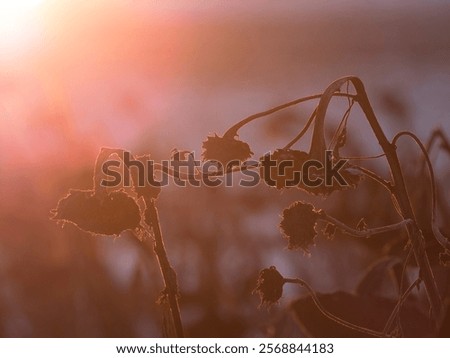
top-left (0, 0), bottom-right (449, 337)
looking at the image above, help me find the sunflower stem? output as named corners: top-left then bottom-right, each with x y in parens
top-left (224, 93), bottom-right (356, 138)
top-left (144, 200), bottom-right (184, 338)
top-left (285, 277), bottom-right (389, 337)
top-left (318, 211), bottom-right (412, 238)
top-left (349, 77), bottom-right (443, 324)
top-left (310, 76), bottom-right (443, 325)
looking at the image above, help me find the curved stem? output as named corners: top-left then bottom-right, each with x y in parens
top-left (224, 93), bottom-right (356, 138)
top-left (341, 153), bottom-right (386, 160)
top-left (426, 128), bottom-right (450, 155)
top-left (309, 77), bottom-right (354, 160)
top-left (383, 278), bottom-right (421, 335)
top-left (152, 161), bottom-right (260, 181)
top-left (285, 278), bottom-right (389, 337)
top-left (392, 131), bottom-right (450, 250)
top-left (283, 107), bottom-right (317, 150)
top-left (351, 164), bottom-right (394, 193)
top-left (328, 99), bottom-right (354, 151)
top-left (399, 247), bottom-right (414, 296)
top-left (318, 211), bottom-right (412, 238)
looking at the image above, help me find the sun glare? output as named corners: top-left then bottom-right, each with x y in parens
top-left (0, 0), bottom-right (42, 9)
top-left (0, 0), bottom-right (44, 56)
top-left (0, 0), bottom-right (43, 22)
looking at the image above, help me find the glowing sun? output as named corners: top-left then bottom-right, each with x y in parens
top-left (0, 0), bottom-right (43, 14)
top-left (0, 0), bottom-right (44, 54)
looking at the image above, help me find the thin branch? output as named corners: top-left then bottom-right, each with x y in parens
top-left (224, 93), bottom-right (357, 138)
top-left (318, 211), bottom-right (412, 238)
top-left (285, 278), bottom-right (389, 337)
top-left (340, 153), bottom-right (386, 160)
top-left (392, 131), bottom-right (450, 250)
top-left (383, 278), bottom-right (422, 335)
top-left (351, 164), bottom-right (393, 193)
top-left (309, 78), bottom-right (356, 160)
top-left (387, 246), bottom-right (413, 337)
top-left (152, 161), bottom-right (260, 181)
top-left (328, 99), bottom-right (354, 151)
top-left (399, 246), bottom-right (414, 296)
top-left (283, 107), bottom-right (317, 150)
top-left (426, 128), bottom-right (450, 155)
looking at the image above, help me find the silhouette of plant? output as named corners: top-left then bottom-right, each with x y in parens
top-left (52, 76), bottom-right (449, 337)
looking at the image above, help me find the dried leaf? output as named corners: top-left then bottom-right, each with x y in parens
top-left (52, 189), bottom-right (141, 235)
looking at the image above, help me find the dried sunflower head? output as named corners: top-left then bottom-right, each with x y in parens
top-left (260, 149), bottom-right (309, 189)
top-left (51, 189), bottom-right (141, 235)
top-left (254, 266), bottom-right (285, 307)
top-left (279, 201), bottom-right (320, 254)
top-left (202, 134), bottom-right (253, 170)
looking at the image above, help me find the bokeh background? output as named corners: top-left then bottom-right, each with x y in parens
top-left (0, 0), bottom-right (449, 337)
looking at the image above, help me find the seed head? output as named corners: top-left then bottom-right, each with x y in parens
top-left (255, 266), bottom-right (285, 307)
top-left (279, 201), bottom-right (320, 254)
top-left (51, 189), bottom-right (141, 235)
top-left (202, 134), bottom-right (253, 169)
top-left (260, 149), bottom-right (308, 189)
